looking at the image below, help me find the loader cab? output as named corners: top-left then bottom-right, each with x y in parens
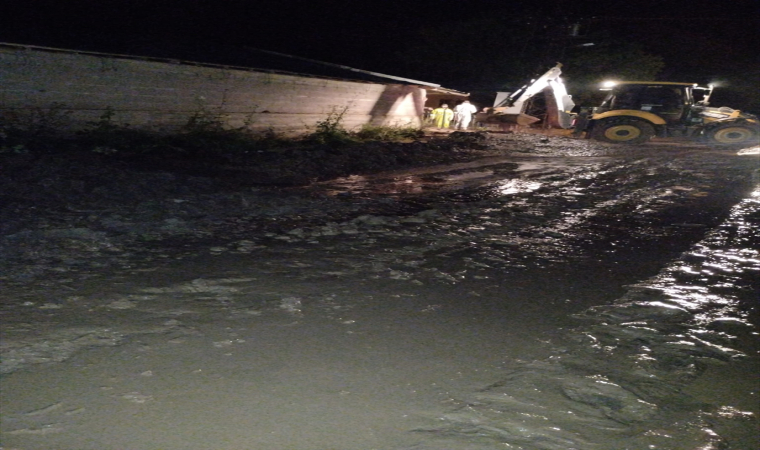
top-left (596, 82), bottom-right (695, 124)
top-left (580, 80), bottom-right (758, 145)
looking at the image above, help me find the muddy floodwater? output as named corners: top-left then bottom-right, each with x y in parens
top-left (1, 139), bottom-right (759, 449)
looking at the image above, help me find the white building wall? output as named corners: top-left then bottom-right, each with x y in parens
top-left (0, 45), bottom-right (426, 135)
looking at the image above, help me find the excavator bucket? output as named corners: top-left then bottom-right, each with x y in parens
top-left (489, 110), bottom-right (542, 126)
top-left (481, 64), bottom-right (575, 130)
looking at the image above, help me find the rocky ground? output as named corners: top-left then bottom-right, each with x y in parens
top-left (2, 129), bottom-right (756, 303)
top-left (0, 131), bottom-right (580, 285)
top-left (0, 132), bottom-right (478, 277)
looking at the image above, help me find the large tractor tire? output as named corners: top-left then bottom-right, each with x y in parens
top-left (704, 123), bottom-right (759, 146)
top-left (590, 118), bottom-right (655, 144)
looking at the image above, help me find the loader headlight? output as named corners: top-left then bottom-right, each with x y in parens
top-left (601, 80), bottom-right (618, 90)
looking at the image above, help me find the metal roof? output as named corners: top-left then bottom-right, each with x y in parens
top-left (0, 42), bottom-right (467, 95)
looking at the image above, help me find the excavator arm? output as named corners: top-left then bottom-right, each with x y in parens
top-left (489, 63), bottom-right (576, 129)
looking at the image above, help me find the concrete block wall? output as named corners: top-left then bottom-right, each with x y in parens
top-left (0, 45), bottom-right (427, 135)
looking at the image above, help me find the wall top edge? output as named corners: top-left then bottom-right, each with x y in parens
top-left (0, 42), bottom-right (423, 89)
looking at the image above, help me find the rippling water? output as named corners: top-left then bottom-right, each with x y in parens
top-left (3, 149), bottom-right (755, 449)
top-left (416, 186), bottom-right (759, 449)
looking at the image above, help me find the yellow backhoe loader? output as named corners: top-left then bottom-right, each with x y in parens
top-left (573, 81), bottom-right (760, 146)
top-left (480, 64), bottom-right (759, 147)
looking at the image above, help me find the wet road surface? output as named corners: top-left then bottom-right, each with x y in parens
top-left (1, 143), bottom-right (758, 449)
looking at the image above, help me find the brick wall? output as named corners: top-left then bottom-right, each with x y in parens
top-left (0, 45), bottom-right (427, 135)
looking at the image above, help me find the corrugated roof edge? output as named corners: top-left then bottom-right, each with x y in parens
top-left (0, 42), bottom-right (468, 96)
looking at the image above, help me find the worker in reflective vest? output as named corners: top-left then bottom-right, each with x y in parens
top-left (432, 104), bottom-right (454, 129)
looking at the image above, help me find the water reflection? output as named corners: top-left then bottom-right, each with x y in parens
top-left (422, 186), bottom-right (759, 449)
top-left (313, 158), bottom-right (526, 198)
top-left (494, 179), bottom-right (543, 195)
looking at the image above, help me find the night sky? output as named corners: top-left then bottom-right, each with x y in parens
top-left (2, 0), bottom-right (759, 109)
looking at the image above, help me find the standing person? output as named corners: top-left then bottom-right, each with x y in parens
top-left (454, 100), bottom-right (478, 130)
top-left (431, 104), bottom-right (454, 129)
top-left (423, 106), bottom-right (434, 125)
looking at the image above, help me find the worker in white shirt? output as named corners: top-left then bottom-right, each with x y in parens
top-left (453, 100), bottom-right (478, 130)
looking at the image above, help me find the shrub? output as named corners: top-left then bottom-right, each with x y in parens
top-left (304, 107), bottom-right (358, 146)
top-left (0, 103), bottom-right (74, 152)
top-left (1, 103), bottom-right (427, 159)
top-left (353, 124), bottom-right (424, 141)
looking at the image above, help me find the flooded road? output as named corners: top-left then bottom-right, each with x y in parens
top-left (1, 143), bottom-right (758, 449)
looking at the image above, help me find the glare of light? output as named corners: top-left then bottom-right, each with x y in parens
top-left (736, 146), bottom-right (760, 155)
top-left (496, 179), bottom-right (542, 195)
top-left (601, 80), bottom-right (618, 88)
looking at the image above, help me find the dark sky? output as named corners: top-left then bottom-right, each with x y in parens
top-left (2, 0), bottom-right (759, 105)
top-left (3, 0), bottom-right (756, 63)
